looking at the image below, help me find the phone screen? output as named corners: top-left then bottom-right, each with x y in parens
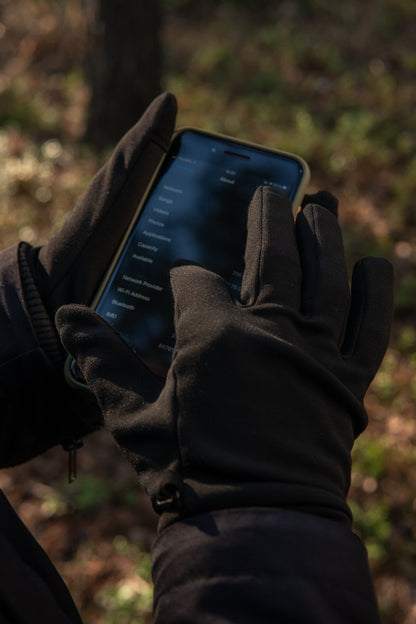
top-left (93, 130), bottom-right (306, 378)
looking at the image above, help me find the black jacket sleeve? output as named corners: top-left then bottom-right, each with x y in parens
top-left (0, 489), bottom-right (82, 623)
top-left (0, 492), bottom-right (380, 623)
top-left (152, 508), bottom-right (381, 624)
top-left (0, 244), bottom-right (100, 467)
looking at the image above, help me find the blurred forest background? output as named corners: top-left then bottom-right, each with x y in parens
top-left (0, 0), bottom-right (415, 622)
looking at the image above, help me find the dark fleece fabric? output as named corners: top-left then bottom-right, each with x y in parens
top-left (0, 92), bottom-right (177, 466)
top-left (57, 188), bottom-right (394, 529)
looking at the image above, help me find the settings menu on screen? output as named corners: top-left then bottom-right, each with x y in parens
top-left (95, 130), bottom-right (304, 377)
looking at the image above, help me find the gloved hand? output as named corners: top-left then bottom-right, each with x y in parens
top-left (0, 92), bottom-right (177, 467)
top-left (56, 187), bottom-right (394, 528)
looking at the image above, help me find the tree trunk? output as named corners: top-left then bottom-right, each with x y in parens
top-left (84, 0), bottom-right (162, 148)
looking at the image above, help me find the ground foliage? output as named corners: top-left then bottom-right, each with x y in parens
top-left (0, 0), bottom-right (415, 622)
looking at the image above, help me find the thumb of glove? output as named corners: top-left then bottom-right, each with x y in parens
top-left (57, 304), bottom-right (182, 515)
top-left (56, 305), bottom-right (163, 415)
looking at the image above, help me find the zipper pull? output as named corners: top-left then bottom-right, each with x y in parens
top-left (63, 439), bottom-right (84, 483)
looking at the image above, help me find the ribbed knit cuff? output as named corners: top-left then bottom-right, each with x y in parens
top-left (18, 242), bottom-right (64, 371)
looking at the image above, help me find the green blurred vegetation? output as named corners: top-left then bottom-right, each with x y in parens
top-left (0, 0), bottom-right (415, 622)
top-left (98, 538), bottom-right (153, 624)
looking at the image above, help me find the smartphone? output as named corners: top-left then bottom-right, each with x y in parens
top-left (66, 128), bottom-right (309, 386)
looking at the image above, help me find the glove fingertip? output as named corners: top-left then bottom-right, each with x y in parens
top-left (301, 191), bottom-right (339, 218)
top-left (55, 302), bottom-right (88, 324)
top-left (55, 304), bottom-right (99, 348)
top-left (147, 91), bottom-right (177, 146)
top-left (170, 263), bottom-right (233, 318)
top-left (171, 258), bottom-right (202, 270)
top-left (57, 304), bottom-right (164, 404)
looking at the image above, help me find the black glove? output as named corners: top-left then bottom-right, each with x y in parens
top-left (56, 187), bottom-right (394, 528)
top-left (0, 92), bottom-right (177, 467)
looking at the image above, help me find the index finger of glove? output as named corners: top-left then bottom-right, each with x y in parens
top-left (39, 93), bottom-right (177, 310)
top-left (240, 186), bottom-right (301, 308)
top-left (56, 304), bottom-right (163, 413)
top-left (170, 262), bottom-right (234, 332)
